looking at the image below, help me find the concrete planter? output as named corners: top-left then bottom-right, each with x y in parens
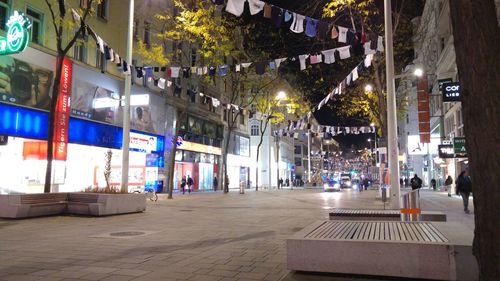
top-left (0, 192), bottom-right (146, 218)
top-left (67, 193), bottom-right (146, 216)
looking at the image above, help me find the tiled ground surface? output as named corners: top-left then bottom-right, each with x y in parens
top-left (0, 187), bottom-right (474, 281)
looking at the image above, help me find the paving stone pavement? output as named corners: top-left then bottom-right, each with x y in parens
top-left (0, 188), bottom-right (474, 281)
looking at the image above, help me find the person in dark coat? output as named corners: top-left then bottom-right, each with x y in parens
top-left (444, 175), bottom-right (453, 197)
top-left (410, 174), bottom-right (422, 190)
top-left (181, 177), bottom-right (186, 194)
top-left (213, 176), bottom-right (218, 192)
top-left (187, 176), bottom-right (193, 194)
top-left (456, 170), bottom-right (472, 213)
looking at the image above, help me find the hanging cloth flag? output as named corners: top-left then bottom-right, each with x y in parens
top-left (269, 61), bottom-right (277, 70)
top-left (241, 62), bottom-right (252, 68)
top-left (212, 98), bottom-right (220, 108)
top-left (197, 67), bottom-right (203, 76)
top-left (191, 67), bottom-right (197, 74)
top-left (170, 67), bottom-right (181, 78)
top-left (298, 54), bottom-right (309, 70)
top-left (219, 65), bottom-right (229, 76)
top-left (275, 58), bottom-right (287, 68)
top-left (236, 64), bottom-right (241, 72)
top-left (158, 78), bottom-right (166, 89)
top-left (255, 61), bottom-right (266, 75)
top-left (338, 46), bottom-right (351, 60)
top-left (317, 21), bottom-right (330, 40)
top-left (305, 17), bottom-right (318, 37)
top-left (225, 0), bottom-right (246, 17)
top-left (263, 4), bottom-right (272, 18)
top-left (337, 26), bottom-right (348, 43)
top-left (271, 6), bottom-right (283, 27)
top-left (284, 10), bottom-right (292, 22)
top-left (321, 49), bottom-right (336, 64)
top-left (248, 0), bottom-right (265, 15)
top-left (310, 54), bottom-right (322, 64)
top-left (346, 73), bottom-right (352, 85)
top-left (209, 66), bottom-right (216, 76)
top-left (352, 67), bottom-right (359, 81)
top-left (364, 54), bottom-right (374, 67)
top-left (96, 36), bottom-right (105, 53)
top-left (377, 36), bottom-right (384, 52)
top-left (167, 80), bottom-right (173, 88)
top-left (290, 13), bottom-right (305, 33)
top-left (364, 41), bottom-right (376, 55)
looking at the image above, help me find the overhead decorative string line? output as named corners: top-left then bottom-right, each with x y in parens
top-left (273, 53), bottom-right (375, 138)
top-left (218, 0), bottom-right (383, 48)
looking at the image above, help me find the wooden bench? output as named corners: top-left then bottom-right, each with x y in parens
top-left (287, 220), bottom-right (477, 280)
top-left (329, 208), bottom-right (447, 221)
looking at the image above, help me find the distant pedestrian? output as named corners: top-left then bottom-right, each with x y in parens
top-left (285, 178), bottom-right (290, 187)
top-left (278, 178), bottom-right (283, 189)
top-left (410, 174), bottom-right (422, 190)
top-left (431, 178), bottom-right (437, 191)
top-left (363, 178), bottom-right (369, 190)
top-left (404, 178), bottom-right (409, 187)
top-left (456, 170), bottom-right (472, 214)
top-left (181, 177), bottom-right (187, 194)
top-left (444, 175), bottom-right (453, 197)
top-left (213, 176), bottom-right (218, 192)
top-left (400, 178), bottom-right (404, 188)
top-left (187, 176), bottom-right (193, 194)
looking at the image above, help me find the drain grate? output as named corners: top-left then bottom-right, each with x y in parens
top-left (109, 231), bottom-right (145, 237)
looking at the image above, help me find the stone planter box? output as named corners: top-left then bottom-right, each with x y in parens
top-left (0, 192), bottom-right (146, 219)
top-left (67, 193), bottom-right (146, 216)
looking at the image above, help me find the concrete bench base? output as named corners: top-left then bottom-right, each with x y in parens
top-left (287, 220), bottom-right (477, 280)
top-left (0, 193), bottom-right (146, 218)
top-left (329, 208), bottom-right (447, 221)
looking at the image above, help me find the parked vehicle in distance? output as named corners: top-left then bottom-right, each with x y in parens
top-left (323, 179), bottom-right (341, 192)
top-left (340, 174), bottom-right (352, 188)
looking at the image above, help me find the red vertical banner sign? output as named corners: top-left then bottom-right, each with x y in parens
top-left (417, 77), bottom-right (430, 143)
top-left (53, 57), bottom-right (72, 161)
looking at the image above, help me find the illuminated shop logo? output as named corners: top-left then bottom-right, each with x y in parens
top-left (0, 11), bottom-right (31, 55)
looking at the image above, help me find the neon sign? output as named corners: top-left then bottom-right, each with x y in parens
top-left (0, 11), bottom-right (31, 55)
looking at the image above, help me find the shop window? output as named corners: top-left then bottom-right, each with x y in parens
top-left (26, 7), bottom-right (43, 45)
top-left (251, 125), bottom-right (259, 136)
top-left (96, 48), bottom-right (107, 72)
top-left (97, 0), bottom-right (108, 20)
top-left (0, 0), bottom-right (9, 31)
top-left (239, 113), bottom-right (245, 125)
top-left (73, 34), bottom-right (87, 63)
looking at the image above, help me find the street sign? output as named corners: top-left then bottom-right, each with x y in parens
top-left (453, 137), bottom-right (467, 158)
top-left (442, 82), bottom-right (461, 102)
top-left (438, 144), bottom-right (454, 158)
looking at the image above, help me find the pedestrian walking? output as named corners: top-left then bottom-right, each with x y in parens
top-left (278, 178), bottom-right (283, 189)
top-left (187, 176), bottom-right (193, 194)
top-left (410, 174), bottom-right (422, 190)
top-left (404, 177), bottom-right (409, 187)
top-left (285, 178), bottom-right (290, 187)
top-left (430, 178), bottom-right (437, 191)
top-left (181, 177), bottom-right (186, 194)
top-left (444, 175), bottom-right (453, 197)
top-left (213, 176), bottom-right (218, 192)
top-left (456, 170), bottom-right (472, 214)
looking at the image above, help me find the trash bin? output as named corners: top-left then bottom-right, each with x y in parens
top-left (401, 189), bottom-right (420, 221)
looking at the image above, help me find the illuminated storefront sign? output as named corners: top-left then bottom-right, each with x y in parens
top-left (178, 140), bottom-right (222, 155)
top-left (53, 58), bottom-right (73, 161)
top-left (0, 11), bottom-right (31, 55)
top-left (129, 131), bottom-right (159, 153)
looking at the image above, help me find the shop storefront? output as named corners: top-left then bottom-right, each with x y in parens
top-left (175, 140), bottom-right (221, 191)
top-left (0, 46), bottom-right (168, 194)
top-left (227, 134), bottom-right (250, 189)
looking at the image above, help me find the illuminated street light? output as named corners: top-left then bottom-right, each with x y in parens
top-left (276, 91), bottom-right (286, 100)
top-left (364, 84), bottom-right (373, 92)
top-left (414, 68), bottom-right (424, 77)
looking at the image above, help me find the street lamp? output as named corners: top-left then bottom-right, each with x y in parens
top-left (120, 0), bottom-right (134, 193)
top-left (364, 84), bottom-right (373, 92)
top-left (274, 91), bottom-right (286, 189)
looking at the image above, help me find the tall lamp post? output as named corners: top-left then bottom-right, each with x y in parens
top-left (120, 0), bottom-right (134, 193)
top-left (384, 0), bottom-right (401, 209)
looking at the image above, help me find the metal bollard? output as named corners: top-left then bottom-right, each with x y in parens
top-left (400, 190), bottom-right (421, 221)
